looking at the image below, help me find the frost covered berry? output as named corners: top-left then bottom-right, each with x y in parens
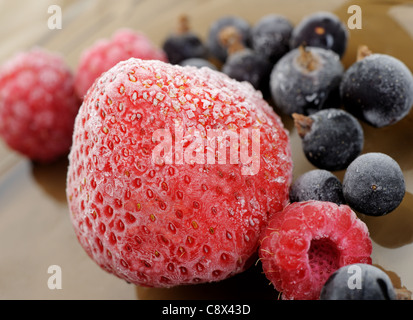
top-left (220, 26), bottom-right (272, 95)
top-left (251, 14), bottom-right (293, 64)
top-left (270, 46), bottom-right (343, 116)
top-left (207, 15), bottom-right (251, 63)
top-left (0, 47), bottom-right (80, 163)
top-left (320, 264), bottom-right (396, 300)
top-left (293, 108), bottom-right (364, 171)
top-left (259, 200), bottom-right (372, 300)
top-left (162, 15), bottom-right (208, 65)
top-left (66, 58), bottom-right (293, 288)
top-left (74, 28), bottom-right (167, 99)
top-left (290, 169), bottom-right (345, 205)
top-left (340, 46), bottom-right (413, 127)
top-left (290, 11), bottom-right (348, 58)
top-left (343, 152), bottom-right (405, 216)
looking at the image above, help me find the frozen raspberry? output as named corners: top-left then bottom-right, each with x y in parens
top-left (74, 28), bottom-right (167, 99)
top-left (66, 58), bottom-right (293, 288)
top-left (259, 200), bottom-right (372, 300)
top-left (0, 47), bottom-right (80, 163)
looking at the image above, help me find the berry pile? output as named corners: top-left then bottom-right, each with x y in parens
top-left (1, 8), bottom-right (412, 301)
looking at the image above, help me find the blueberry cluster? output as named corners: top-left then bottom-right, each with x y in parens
top-left (162, 12), bottom-right (410, 219)
top-left (162, 14), bottom-right (294, 97)
top-left (163, 12), bottom-right (413, 123)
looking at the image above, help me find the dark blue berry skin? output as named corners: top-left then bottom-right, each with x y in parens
top-left (289, 169), bottom-right (345, 205)
top-left (294, 108), bottom-right (364, 171)
top-left (207, 16), bottom-right (251, 63)
top-left (270, 46), bottom-right (343, 116)
top-left (320, 264), bottom-right (397, 300)
top-left (162, 32), bottom-right (208, 65)
top-left (340, 53), bottom-right (413, 128)
top-left (290, 11), bottom-right (348, 58)
top-left (179, 58), bottom-right (218, 70)
top-left (222, 48), bottom-right (272, 95)
top-left (343, 152), bottom-right (405, 216)
top-left (251, 14), bottom-right (293, 64)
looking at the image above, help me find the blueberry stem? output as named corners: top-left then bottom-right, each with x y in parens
top-left (218, 26), bottom-right (245, 55)
top-left (292, 113), bottom-right (314, 138)
top-left (356, 45), bottom-right (373, 62)
top-left (297, 45), bottom-right (319, 72)
top-left (177, 14), bottom-right (190, 34)
top-left (395, 287), bottom-right (412, 300)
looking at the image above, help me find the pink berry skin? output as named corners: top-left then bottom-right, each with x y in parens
top-left (66, 58), bottom-right (293, 288)
top-left (0, 47), bottom-right (80, 163)
top-left (259, 200), bottom-right (372, 300)
top-left (74, 29), bottom-right (168, 99)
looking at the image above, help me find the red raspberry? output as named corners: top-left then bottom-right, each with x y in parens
top-left (66, 58), bottom-right (292, 287)
top-left (0, 48), bottom-right (80, 163)
top-left (74, 29), bottom-right (168, 99)
top-left (259, 200), bottom-right (372, 300)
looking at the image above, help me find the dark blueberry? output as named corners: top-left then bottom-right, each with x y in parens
top-left (162, 15), bottom-right (208, 65)
top-left (290, 11), bottom-right (348, 58)
top-left (251, 14), bottom-right (293, 64)
top-left (219, 26), bottom-right (272, 95)
top-left (179, 58), bottom-right (218, 70)
top-left (320, 264), bottom-right (397, 300)
top-left (340, 48), bottom-right (413, 127)
top-left (206, 15), bottom-right (251, 63)
top-left (270, 46), bottom-right (343, 115)
top-left (289, 169), bottom-right (345, 204)
top-left (293, 108), bottom-right (364, 171)
top-left (343, 152), bottom-right (405, 216)
top-left (222, 49), bottom-right (272, 94)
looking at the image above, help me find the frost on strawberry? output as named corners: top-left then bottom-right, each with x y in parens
top-left (259, 200), bottom-right (372, 300)
top-left (66, 58), bottom-right (293, 287)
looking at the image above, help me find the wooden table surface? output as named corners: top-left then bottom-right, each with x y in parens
top-left (0, 0), bottom-right (413, 300)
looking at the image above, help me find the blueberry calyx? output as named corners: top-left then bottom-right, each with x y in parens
top-left (296, 45), bottom-right (320, 73)
top-left (292, 113), bottom-right (314, 138)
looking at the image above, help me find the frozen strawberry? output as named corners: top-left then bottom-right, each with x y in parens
top-left (66, 58), bottom-right (292, 287)
top-left (259, 200), bottom-right (372, 300)
top-left (74, 28), bottom-right (167, 99)
top-left (0, 47), bottom-right (80, 163)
